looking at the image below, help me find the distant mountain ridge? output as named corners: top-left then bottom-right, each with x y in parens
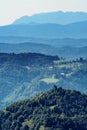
top-left (13, 11), bottom-right (87, 25)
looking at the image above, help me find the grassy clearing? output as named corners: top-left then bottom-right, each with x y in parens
top-left (22, 119), bottom-right (33, 127)
top-left (39, 125), bottom-right (45, 130)
top-left (40, 76), bottom-right (59, 84)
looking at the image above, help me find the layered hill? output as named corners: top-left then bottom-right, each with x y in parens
top-left (0, 37), bottom-right (87, 47)
top-left (0, 21), bottom-right (87, 38)
top-left (0, 87), bottom-right (87, 130)
top-left (0, 53), bottom-right (87, 110)
top-left (0, 42), bottom-right (87, 59)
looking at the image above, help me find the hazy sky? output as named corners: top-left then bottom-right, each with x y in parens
top-left (0, 0), bottom-right (87, 26)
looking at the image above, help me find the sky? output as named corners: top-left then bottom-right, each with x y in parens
top-left (0, 0), bottom-right (87, 26)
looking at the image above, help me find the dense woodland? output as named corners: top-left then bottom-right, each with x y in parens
top-left (0, 86), bottom-right (87, 130)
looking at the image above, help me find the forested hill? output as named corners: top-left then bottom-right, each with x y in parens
top-left (0, 86), bottom-right (87, 130)
top-left (0, 52), bottom-right (59, 65)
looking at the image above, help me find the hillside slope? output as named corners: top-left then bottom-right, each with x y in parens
top-left (0, 53), bottom-right (87, 110)
top-left (0, 87), bottom-right (87, 130)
